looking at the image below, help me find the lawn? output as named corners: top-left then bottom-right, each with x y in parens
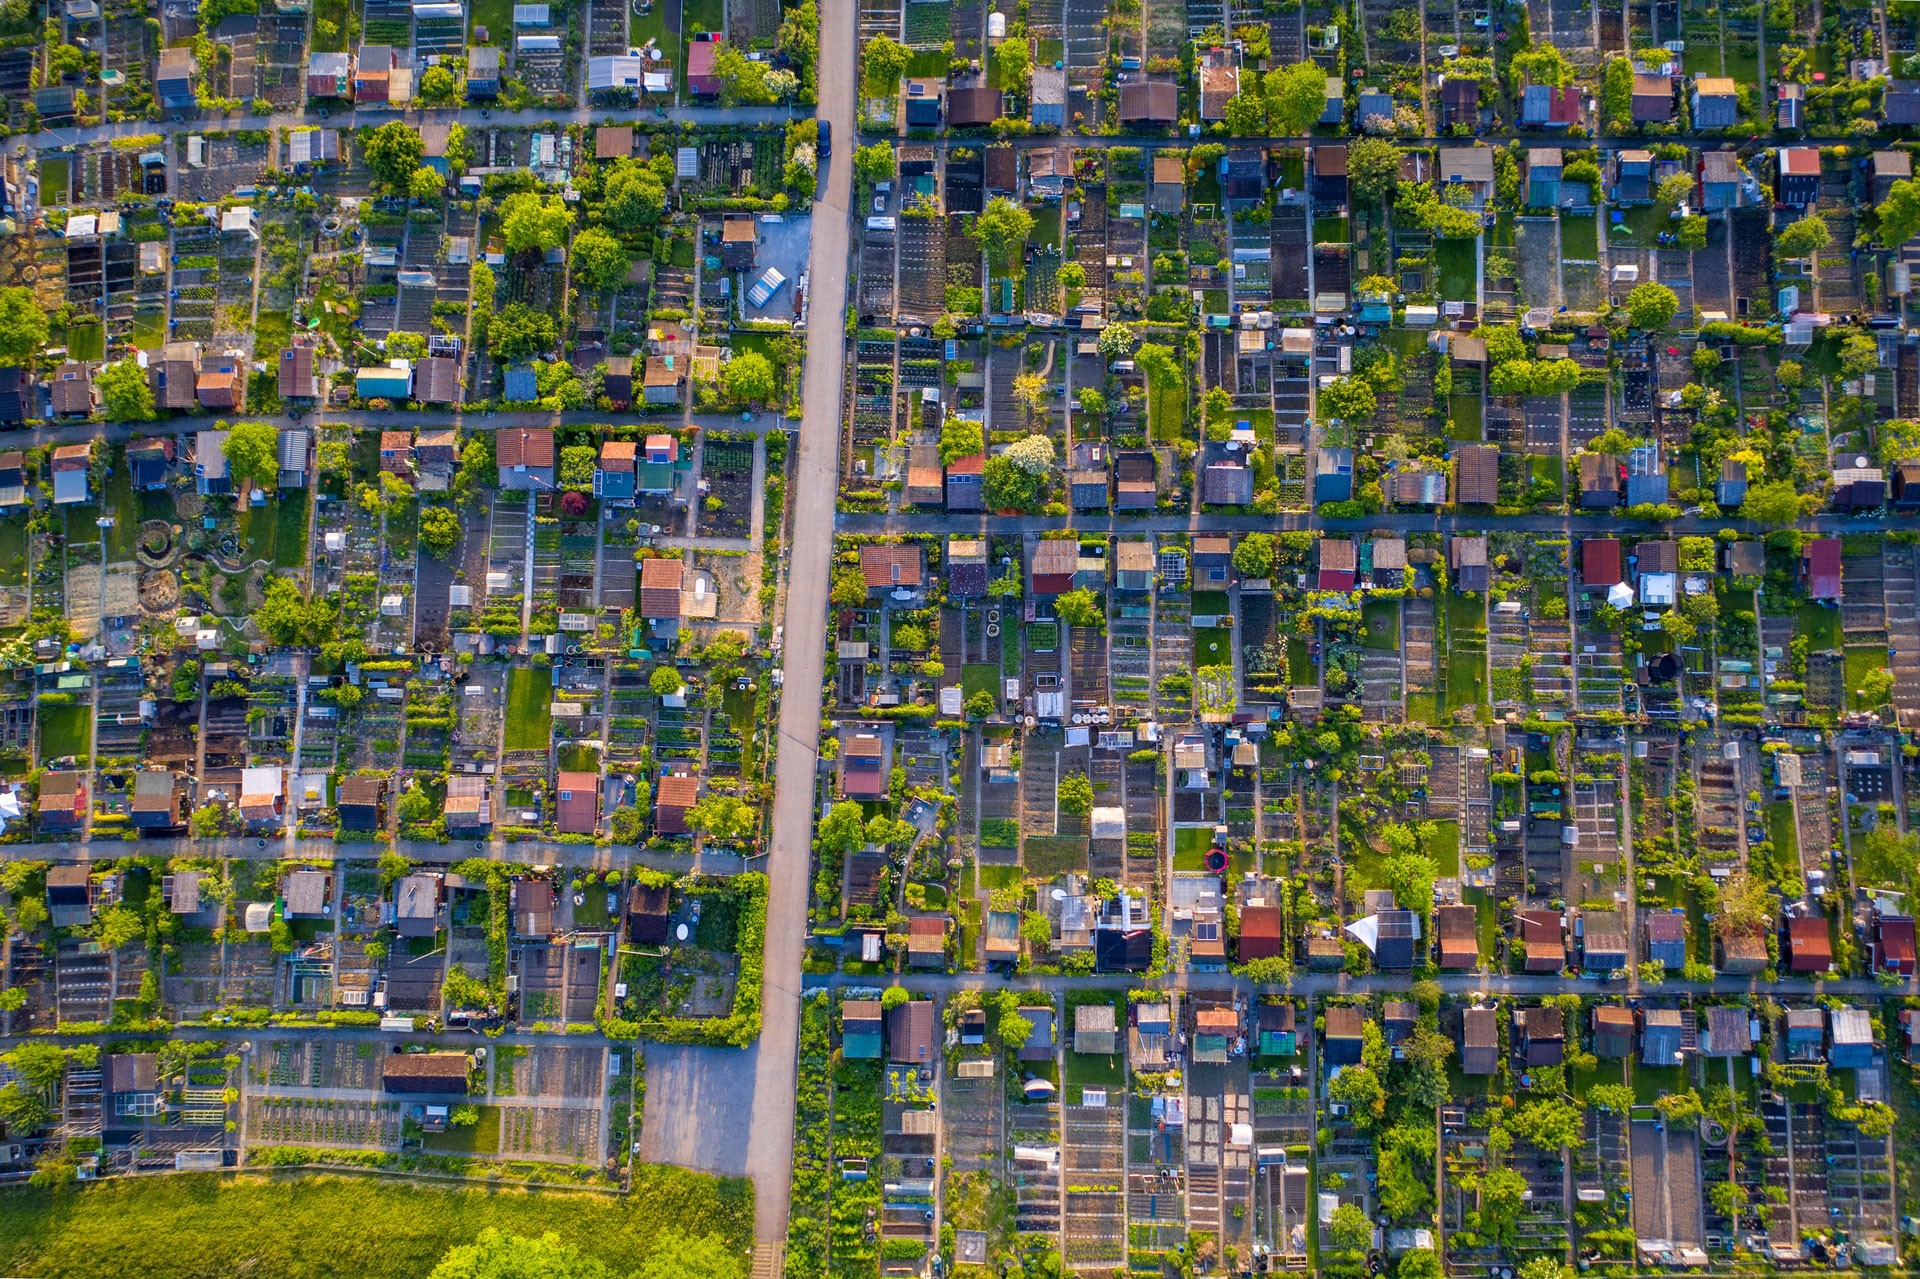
top-left (1172, 825), bottom-right (1211, 871)
top-left (556, 744), bottom-right (602, 773)
top-left (274, 497), bottom-right (310, 572)
top-left (38, 703), bottom-right (91, 761)
top-left (503, 667), bottom-right (553, 751)
top-left (131, 308), bottom-right (166, 351)
top-left (683, 0), bottom-right (722, 38)
top-left (421, 1106), bottom-right (502, 1155)
top-left (1425, 820), bottom-right (1460, 878)
top-left (1448, 391), bottom-right (1483, 440)
top-left (1767, 801), bottom-right (1798, 873)
top-left (1559, 214), bottom-right (1599, 260)
top-left (0, 515), bottom-right (25, 588)
top-left (63, 324), bottom-right (104, 362)
top-left (235, 503), bottom-right (278, 565)
top-left (1148, 369), bottom-right (1185, 442)
top-left (1434, 236), bottom-right (1478, 303)
top-left (103, 462), bottom-right (138, 561)
top-left (1444, 592), bottom-right (1487, 712)
top-left (1062, 995), bottom-right (1125, 1103)
top-left (1844, 644), bottom-right (1887, 709)
top-left (1024, 835), bottom-right (1087, 877)
top-left (1796, 603), bottom-right (1841, 652)
top-left (1287, 637), bottom-right (1313, 684)
top-left (0, 1168), bottom-right (751, 1279)
top-left (1362, 599), bottom-right (1399, 650)
top-left (467, 0), bottom-right (511, 42)
top-left (313, 0), bottom-right (352, 47)
top-left (961, 663), bottom-right (999, 701)
top-left (1194, 628), bottom-right (1230, 667)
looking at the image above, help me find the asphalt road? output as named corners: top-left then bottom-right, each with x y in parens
top-left (32, 102), bottom-right (797, 153)
top-left (739, 0), bottom-right (854, 1245)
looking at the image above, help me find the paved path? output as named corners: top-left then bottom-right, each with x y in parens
top-left (739, 0), bottom-right (854, 1246)
top-left (0, 837), bottom-right (744, 875)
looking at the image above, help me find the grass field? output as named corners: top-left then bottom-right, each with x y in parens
top-left (38, 703), bottom-right (91, 760)
top-left (274, 497), bottom-right (310, 572)
top-left (1845, 644), bottom-right (1887, 709)
top-left (0, 1168), bottom-right (751, 1279)
top-left (1444, 591), bottom-right (1487, 712)
top-left (63, 324), bottom-right (104, 362)
top-left (1194, 627), bottom-right (1230, 667)
top-left (131, 308), bottom-right (166, 350)
top-left (962, 663), bottom-right (999, 701)
top-left (1362, 599), bottom-right (1399, 650)
top-left (1434, 236), bottom-right (1478, 303)
top-left (1172, 825), bottom-right (1211, 871)
top-left (504, 667), bottom-right (553, 751)
top-left (421, 1106), bottom-right (502, 1154)
top-left (1796, 603), bottom-right (1841, 652)
top-left (1559, 213), bottom-right (1599, 260)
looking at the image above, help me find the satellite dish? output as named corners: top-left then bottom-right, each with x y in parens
top-left (675, 922), bottom-right (689, 941)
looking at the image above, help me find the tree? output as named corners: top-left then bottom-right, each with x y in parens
top-left (1058, 772), bottom-right (1094, 816)
top-left (0, 1082), bottom-right (46, 1133)
top-left (1318, 375), bottom-right (1376, 424)
top-left (418, 63), bottom-right (458, 104)
top-left (1396, 1249), bottom-right (1444, 1279)
top-left (1233, 531), bottom-right (1277, 579)
top-left (1223, 91), bottom-right (1267, 137)
top-left (1623, 281), bottom-right (1680, 330)
top-left (222, 421), bottom-right (280, 491)
top-left (1347, 137), bottom-right (1401, 205)
top-left (1265, 60), bottom-right (1330, 135)
top-left (1739, 478), bottom-right (1804, 525)
top-left (1003, 433), bottom-right (1056, 476)
top-left (1012, 371), bottom-right (1048, 421)
top-left (1054, 587), bottom-right (1105, 629)
top-left (817, 799), bottom-right (868, 857)
top-left (489, 303), bottom-right (558, 363)
top-left (1508, 1098), bottom-right (1583, 1149)
top-left (1775, 214), bottom-right (1832, 260)
top-left (724, 351), bottom-right (778, 406)
top-left (1839, 331), bottom-right (1880, 379)
top-left (1378, 853), bottom-right (1436, 913)
top-left (0, 287), bottom-right (46, 367)
top-left (1857, 827), bottom-right (1920, 891)
top-left (1097, 322), bottom-right (1137, 361)
top-left (686, 794), bottom-right (757, 842)
top-left (852, 141), bottom-right (894, 187)
top-left (362, 121), bottom-right (425, 189)
top-left (94, 905), bottom-right (143, 950)
top-left (253, 577), bottom-right (335, 646)
top-left (1510, 40), bottom-right (1573, 87)
top-left (1327, 1203), bottom-right (1372, 1254)
top-left (1714, 869), bottom-right (1773, 937)
top-left (861, 33), bottom-right (909, 96)
top-left (983, 455), bottom-right (1044, 510)
top-left (1656, 170), bottom-right (1697, 206)
top-left (499, 192), bottom-right (574, 253)
top-left (97, 358), bottom-right (155, 421)
top-left (1588, 1082), bottom-right (1634, 1114)
top-left (713, 43), bottom-right (782, 104)
top-left (1876, 178), bottom-right (1920, 247)
top-left (428, 1229), bottom-right (614, 1279)
top-left (569, 227), bottom-right (630, 291)
top-left (650, 665), bottom-right (685, 698)
top-left (1518, 1260), bottom-right (1569, 1279)
top-left (1832, 659), bottom-right (1889, 719)
top-left (975, 197), bottom-right (1035, 270)
top-left (604, 158), bottom-right (669, 231)
top-left (420, 506), bottom-right (461, 559)
top-left (408, 166), bottom-right (445, 201)
top-left (1327, 1063), bottom-right (1384, 1123)
top-left (992, 36), bottom-right (1031, 95)
top-left (1076, 388), bottom-right (1106, 420)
